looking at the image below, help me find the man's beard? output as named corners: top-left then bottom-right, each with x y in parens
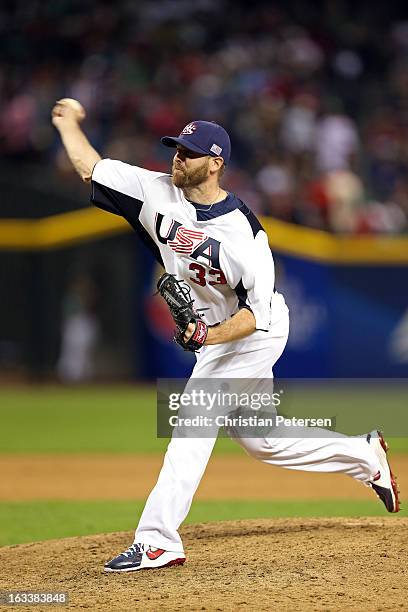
top-left (172, 158), bottom-right (209, 188)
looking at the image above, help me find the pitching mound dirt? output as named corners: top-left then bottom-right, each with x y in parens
top-left (0, 518), bottom-right (406, 611)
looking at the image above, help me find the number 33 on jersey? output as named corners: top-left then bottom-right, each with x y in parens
top-left (90, 159), bottom-right (288, 330)
top-left (155, 213), bottom-right (226, 287)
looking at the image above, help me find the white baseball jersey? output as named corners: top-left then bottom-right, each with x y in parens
top-left (91, 159), bottom-right (288, 330)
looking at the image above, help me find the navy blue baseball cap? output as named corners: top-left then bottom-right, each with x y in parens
top-left (161, 120), bottom-right (231, 164)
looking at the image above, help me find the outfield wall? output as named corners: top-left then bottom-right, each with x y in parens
top-left (274, 255), bottom-right (408, 377)
top-left (0, 208), bottom-right (407, 378)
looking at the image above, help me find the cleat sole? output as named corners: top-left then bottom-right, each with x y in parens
top-left (377, 431), bottom-right (400, 513)
top-left (104, 557), bottom-right (186, 573)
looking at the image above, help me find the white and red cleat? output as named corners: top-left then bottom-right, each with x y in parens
top-left (367, 430), bottom-right (400, 513)
top-left (104, 543), bottom-right (186, 572)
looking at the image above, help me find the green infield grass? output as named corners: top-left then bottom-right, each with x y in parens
top-left (0, 499), bottom-right (405, 546)
top-left (1, 386), bottom-right (406, 547)
top-left (0, 385), bottom-right (407, 454)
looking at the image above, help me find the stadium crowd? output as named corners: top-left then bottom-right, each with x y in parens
top-left (1, 0), bottom-right (408, 233)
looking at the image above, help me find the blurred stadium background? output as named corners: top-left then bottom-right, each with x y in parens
top-left (0, 0), bottom-right (407, 547)
top-left (1, 0), bottom-right (408, 380)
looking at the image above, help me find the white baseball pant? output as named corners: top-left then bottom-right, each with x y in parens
top-left (134, 312), bottom-right (381, 552)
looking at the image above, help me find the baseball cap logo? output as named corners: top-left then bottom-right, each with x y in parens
top-left (181, 122), bottom-right (197, 135)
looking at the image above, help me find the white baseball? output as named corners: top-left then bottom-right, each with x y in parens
top-left (57, 98), bottom-right (86, 122)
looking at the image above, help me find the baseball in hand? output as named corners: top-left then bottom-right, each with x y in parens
top-left (56, 98), bottom-right (86, 122)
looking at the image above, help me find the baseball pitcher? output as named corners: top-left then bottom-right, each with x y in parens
top-left (52, 100), bottom-right (400, 572)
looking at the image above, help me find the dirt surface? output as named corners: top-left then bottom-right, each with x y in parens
top-left (1, 454), bottom-right (407, 501)
top-left (0, 518), bottom-right (406, 612)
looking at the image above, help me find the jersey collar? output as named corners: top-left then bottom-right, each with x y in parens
top-left (188, 193), bottom-right (239, 221)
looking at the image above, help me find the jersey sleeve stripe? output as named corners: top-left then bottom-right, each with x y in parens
top-left (234, 279), bottom-right (252, 312)
top-left (237, 202), bottom-right (264, 237)
top-left (234, 279), bottom-right (271, 332)
top-left (91, 180), bottom-right (163, 266)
